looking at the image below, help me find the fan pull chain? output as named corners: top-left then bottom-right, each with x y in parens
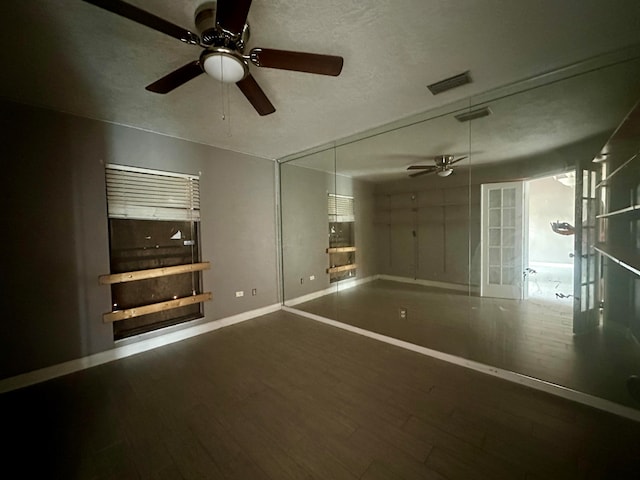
top-left (220, 56), bottom-right (226, 121)
top-left (218, 57), bottom-right (232, 136)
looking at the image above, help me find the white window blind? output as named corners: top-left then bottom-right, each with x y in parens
top-left (105, 164), bottom-right (200, 222)
top-left (328, 193), bottom-right (354, 221)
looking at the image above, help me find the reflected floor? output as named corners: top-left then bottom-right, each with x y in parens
top-left (291, 279), bottom-right (640, 410)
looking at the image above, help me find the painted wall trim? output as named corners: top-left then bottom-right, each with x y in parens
top-left (282, 306), bottom-right (640, 423)
top-left (284, 275), bottom-right (377, 307)
top-left (378, 274), bottom-right (480, 294)
top-left (0, 303), bottom-right (282, 394)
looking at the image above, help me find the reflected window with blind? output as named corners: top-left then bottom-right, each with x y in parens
top-left (327, 193), bottom-right (357, 283)
top-left (102, 164), bottom-right (210, 340)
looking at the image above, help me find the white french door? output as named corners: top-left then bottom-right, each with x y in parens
top-left (481, 182), bottom-right (526, 299)
top-left (573, 164), bottom-right (600, 334)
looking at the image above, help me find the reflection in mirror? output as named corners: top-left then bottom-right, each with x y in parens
top-left (279, 53), bottom-right (640, 413)
top-left (281, 147), bottom-right (338, 316)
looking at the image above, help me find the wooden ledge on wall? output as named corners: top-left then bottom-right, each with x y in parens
top-left (326, 247), bottom-right (357, 253)
top-left (326, 264), bottom-right (357, 274)
top-left (103, 292), bottom-right (213, 323)
top-left (99, 262), bottom-right (211, 285)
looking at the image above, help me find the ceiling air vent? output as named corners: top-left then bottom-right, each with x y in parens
top-left (455, 106), bottom-right (492, 122)
top-left (427, 71), bottom-right (472, 95)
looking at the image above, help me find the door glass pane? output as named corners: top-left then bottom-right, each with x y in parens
top-left (503, 187), bottom-right (516, 207)
top-left (502, 267), bottom-right (515, 285)
top-left (502, 247), bottom-right (515, 265)
top-left (489, 247), bottom-right (501, 265)
top-left (489, 267), bottom-right (501, 284)
top-left (588, 199), bottom-right (596, 225)
top-left (489, 209), bottom-right (501, 227)
top-left (581, 285), bottom-right (588, 312)
top-left (489, 228), bottom-right (501, 246)
top-left (489, 189), bottom-right (501, 208)
top-left (503, 208), bottom-right (515, 227)
top-left (503, 228), bottom-right (515, 247)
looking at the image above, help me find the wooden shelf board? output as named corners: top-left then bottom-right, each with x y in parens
top-left (100, 262), bottom-right (210, 285)
top-left (327, 264), bottom-right (357, 274)
top-left (594, 245), bottom-right (640, 277)
top-left (327, 247), bottom-right (356, 253)
top-left (595, 152), bottom-right (638, 188)
top-left (596, 204), bottom-right (640, 219)
top-left (103, 292), bottom-right (212, 323)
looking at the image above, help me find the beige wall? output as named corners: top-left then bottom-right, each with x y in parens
top-left (280, 162), bottom-right (376, 302)
top-left (1, 100), bottom-right (278, 380)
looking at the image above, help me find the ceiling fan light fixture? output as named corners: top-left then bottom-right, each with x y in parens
top-left (437, 169), bottom-right (453, 177)
top-left (202, 49), bottom-right (247, 83)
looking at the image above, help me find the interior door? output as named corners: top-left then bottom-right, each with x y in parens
top-left (573, 164), bottom-right (600, 334)
top-left (481, 182), bottom-right (525, 299)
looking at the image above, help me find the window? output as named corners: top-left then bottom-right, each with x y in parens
top-left (101, 165), bottom-right (210, 340)
top-left (327, 194), bottom-right (357, 283)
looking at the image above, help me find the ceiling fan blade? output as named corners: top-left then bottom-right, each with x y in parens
top-left (448, 155), bottom-right (468, 165)
top-left (216, 0), bottom-right (252, 36)
top-left (407, 165), bottom-right (437, 171)
top-left (146, 61), bottom-right (203, 94)
top-left (409, 169), bottom-right (438, 178)
top-left (83, 0), bottom-right (200, 44)
top-left (236, 74), bottom-right (276, 116)
top-left (250, 48), bottom-right (344, 76)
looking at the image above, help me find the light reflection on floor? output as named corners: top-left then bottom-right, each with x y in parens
top-left (291, 278), bottom-right (640, 410)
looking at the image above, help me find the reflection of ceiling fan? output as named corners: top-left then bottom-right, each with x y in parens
top-left (83, 0), bottom-right (344, 116)
top-left (407, 154), bottom-right (468, 178)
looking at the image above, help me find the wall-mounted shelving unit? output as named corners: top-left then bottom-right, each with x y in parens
top-left (328, 194), bottom-right (356, 283)
top-left (593, 101), bottom-right (640, 340)
top-left (100, 262), bottom-right (212, 323)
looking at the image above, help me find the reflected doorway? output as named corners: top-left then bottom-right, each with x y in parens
top-left (526, 172), bottom-right (575, 317)
top-left (480, 181), bottom-right (526, 300)
top-left (480, 174), bottom-right (576, 318)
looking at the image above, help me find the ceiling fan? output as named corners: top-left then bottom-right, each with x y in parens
top-left (407, 154), bottom-right (468, 178)
top-left (83, 0), bottom-right (344, 116)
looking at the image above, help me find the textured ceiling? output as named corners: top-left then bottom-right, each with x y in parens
top-left (1, 0), bottom-right (640, 164)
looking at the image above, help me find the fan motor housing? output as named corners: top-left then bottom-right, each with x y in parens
top-left (195, 5), bottom-right (250, 50)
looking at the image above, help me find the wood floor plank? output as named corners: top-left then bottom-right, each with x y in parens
top-left (349, 427), bottom-right (446, 480)
top-left (425, 447), bottom-right (502, 480)
top-left (360, 460), bottom-right (405, 480)
top-left (161, 426), bottom-right (227, 480)
top-left (213, 408), bottom-right (315, 480)
top-left (4, 309), bottom-right (640, 479)
top-left (294, 279), bottom-right (640, 408)
top-left (240, 386), bottom-right (359, 480)
top-left (403, 415), bottom-right (522, 480)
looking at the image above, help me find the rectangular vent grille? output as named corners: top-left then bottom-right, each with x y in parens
top-left (427, 71), bottom-right (472, 95)
top-left (455, 106), bottom-right (492, 122)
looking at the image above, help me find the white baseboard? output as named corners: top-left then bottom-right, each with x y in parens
top-left (378, 274), bottom-right (479, 294)
top-left (284, 274), bottom-right (476, 307)
top-left (284, 275), bottom-right (377, 307)
top-left (0, 303), bottom-right (282, 394)
top-left (283, 306), bottom-right (640, 423)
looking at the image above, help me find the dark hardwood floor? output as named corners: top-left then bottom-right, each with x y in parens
top-left (291, 279), bottom-right (640, 409)
top-left (3, 309), bottom-right (640, 479)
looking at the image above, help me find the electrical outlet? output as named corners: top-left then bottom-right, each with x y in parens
top-left (310, 275), bottom-right (315, 281)
top-left (252, 288), bottom-right (257, 296)
top-left (235, 291), bottom-right (244, 298)
top-left (399, 308), bottom-right (407, 319)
